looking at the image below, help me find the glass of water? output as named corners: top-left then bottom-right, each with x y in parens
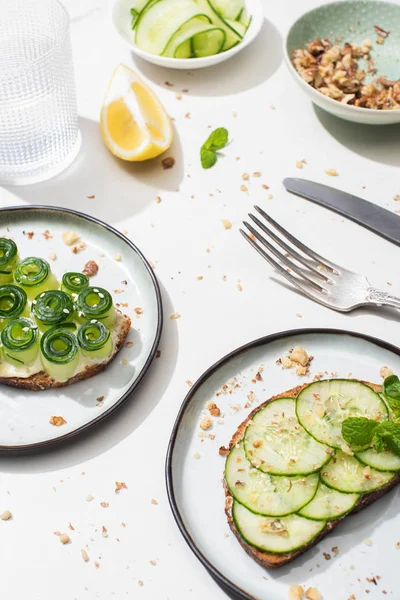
top-left (0, 0), bottom-right (81, 185)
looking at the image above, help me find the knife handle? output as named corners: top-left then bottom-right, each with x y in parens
top-left (367, 288), bottom-right (400, 311)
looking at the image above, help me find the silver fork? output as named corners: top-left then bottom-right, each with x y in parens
top-left (240, 206), bottom-right (400, 313)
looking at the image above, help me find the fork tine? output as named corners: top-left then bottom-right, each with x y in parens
top-left (240, 229), bottom-right (326, 301)
top-left (243, 221), bottom-right (326, 293)
top-left (248, 213), bottom-right (331, 283)
top-left (254, 206), bottom-right (340, 274)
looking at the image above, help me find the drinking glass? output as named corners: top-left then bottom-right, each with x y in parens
top-left (0, 0), bottom-right (81, 185)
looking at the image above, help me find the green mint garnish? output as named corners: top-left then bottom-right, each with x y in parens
top-left (372, 422), bottom-right (400, 456)
top-left (200, 127), bottom-right (229, 169)
top-left (342, 417), bottom-right (379, 448)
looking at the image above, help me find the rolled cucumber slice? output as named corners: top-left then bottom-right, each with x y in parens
top-left (163, 17), bottom-right (224, 57)
top-left (244, 398), bottom-right (331, 476)
top-left (238, 6), bottom-right (251, 28)
top-left (298, 482), bottom-right (359, 520)
top-left (210, 0), bottom-right (243, 20)
top-left (296, 379), bottom-right (388, 449)
top-left (175, 39), bottom-right (192, 58)
top-left (225, 443), bottom-right (319, 517)
top-left (356, 447), bottom-right (400, 472)
top-left (232, 501), bottom-right (326, 554)
top-left (135, 0), bottom-right (210, 55)
top-left (192, 27), bottom-right (225, 56)
top-left (321, 451), bottom-right (394, 493)
top-left (225, 19), bottom-right (246, 37)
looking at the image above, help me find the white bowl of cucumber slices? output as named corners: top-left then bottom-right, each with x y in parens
top-left (112, 0), bottom-right (264, 69)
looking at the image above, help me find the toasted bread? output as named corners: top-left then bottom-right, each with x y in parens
top-left (224, 381), bottom-right (400, 568)
top-left (0, 310), bottom-right (131, 391)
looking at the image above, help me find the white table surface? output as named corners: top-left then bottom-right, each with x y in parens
top-left (1, 0), bottom-right (400, 598)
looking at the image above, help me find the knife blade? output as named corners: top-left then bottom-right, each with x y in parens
top-left (283, 178), bottom-right (400, 247)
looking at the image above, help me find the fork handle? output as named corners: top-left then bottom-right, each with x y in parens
top-left (367, 288), bottom-right (400, 310)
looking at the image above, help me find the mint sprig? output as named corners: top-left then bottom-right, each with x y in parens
top-left (200, 127), bottom-right (229, 169)
top-left (372, 422), bottom-right (400, 455)
top-left (342, 417), bottom-right (379, 447)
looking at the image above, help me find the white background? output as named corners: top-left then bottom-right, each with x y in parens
top-left (0, 0), bottom-right (399, 598)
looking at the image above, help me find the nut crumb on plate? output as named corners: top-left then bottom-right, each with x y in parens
top-left (113, 254), bottom-right (121, 261)
top-left (49, 415), bottom-right (67, 427)
top-left (305, 588), bottom-right (322, 600)
top-left (0, 510), bottom-right (12, 521)
top-left (380, 365), bottom-right (393, 378)
top-left (100, 501), bottom-right (109, 508)
top-left (60, 533), bottom-right (70, 544)
top-left (101, 526), bottom-right (108, 538)
top-left (134, 307), bottom-right (143, 315)
top-left (151, 498), bottom-right (158, 505)
top-left (288, 584), bottom-right (304, 600)
top-left (325, 169), bottom-right (338, 177)
top-left (162, 156), bottom-right (175, 169)
top-left (115, 481), bottom-right (127, 493)
top-left (193, 452), bottom-right (201, 459)
top-left (62, 231), bottom-right (80, 246)
top-left (222, 219), bottom-right (232, 230)
top-left (48, 252), bottom-right (57, 261)
top-left (200, 416), bottom-right (212, 430)
top-left (86, 494), bottom-right (94, 502)
top-left (169, 312), bottom-right (180, 319)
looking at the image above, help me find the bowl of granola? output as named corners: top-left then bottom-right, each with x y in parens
top-left (285, 0), bottom-right (400, 124)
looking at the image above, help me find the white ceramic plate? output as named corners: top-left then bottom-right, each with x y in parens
top-left (0, 206), bottom-right (162, 450)
top-left (111, 0), bottom-right (264, 70)
top-left (166, 329), bottom-right (400, 600)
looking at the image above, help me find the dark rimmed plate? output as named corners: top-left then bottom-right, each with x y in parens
top-left (0, 205), bottom-right (162, 450)
top-left (166, 329), bottom-right (400, 600)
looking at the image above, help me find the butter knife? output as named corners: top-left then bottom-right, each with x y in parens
top-left (283, 178), bottom-right (400, 247)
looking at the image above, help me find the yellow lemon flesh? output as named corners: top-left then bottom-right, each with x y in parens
top-left (100, 64), bottom-right (173, 161)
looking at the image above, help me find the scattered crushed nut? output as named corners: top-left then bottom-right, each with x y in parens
top-left (380, 365), bottom-right (393, 379)
top-left (49, 415), bottom-right (67, 427)
top-left (86, 494), bottom-right (94, 502)
top-left (82, 260), bottom-right (99, 277)
top-left (72, 242), bottom-right (86, 253)
top-left (0, 510), bottom-right (12, 521)
top-left (134, 307), bottom-right (143, 315)
top-left (162, 157), bottom-right (175, 169)
top-left (102, 525), bottom-right (108, 538)
top-left (288, 584), bottom-right (304, 600)
top-left (374, 24), bottom-right (390, 44)
top-left (240, 184), bottom-right (248, 193)
top-left (331, 546), bottom-right (339, 556)
top-left (363, 465), bottom-right (372, 480)
top-left (115, 481), bottom-right (127, 493)
top-left (325, 169), bottom-right (339, 177)
top-left (200, 416), bottom-right (212, 430)
top-left (81, 548), bottom-right (89, 562)
top-left (208, 403), bottom-right (221, 417)
top-left (100, 502), bottom-right (109, 508)
top-left (281, 356), bottom-right (293, 369)
top-left (113, 254), bottom-right (121, 262)
top-left (394, 194), bottom-right (400, 201)
top-left (305, 588), bottom-right (322, 600)
top-left (222, 219), bottom-right (232, 230)
top-left (290, 346), bottom-right (309, 366)
top-left (193, 452), bottom-right (201, 459)
top-left (341, 443), bottom-right (354, 456)
top-left (169, 312), bottom-right (180, 319)
top-left (237, 282), bottom-right (243, 292)
top-left (60, 533), bottom-right (70, 544)
top-left (151, 498), bottom-right (158, 505)
top-left (219, 446), bottom-right (230, 456)
top-left (242, 173), bottom-right (249, 181)
top-left (24, 231), bottom-right (34, 239)
top-left (364, 538), bottom-right (373, 546)
top-left (323, 552), bottom-right (331, 560)
top-left (62, 231), bottom-right (80, 246)
top-left (48, 252), bottom-right (57, 261)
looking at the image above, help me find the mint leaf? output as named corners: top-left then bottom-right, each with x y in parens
top-left (200, 147), bottom-right (217, 169)
top-left (200, 127), bottom-right (229, 169)
top-left (382, 374), bottom-right (400, 406)
top-left (342, 417), bottom-right (379, 447)
top-left (372, 421), bottom-right (400, 456)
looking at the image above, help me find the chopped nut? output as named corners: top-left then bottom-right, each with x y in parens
top-left (62, 231), bottom-right (80, 246)
top-left (151, 498), bottom-right (158, 505)
top-left (394, 195), bottom-right (400, 201)
top-left (155, 196), bottom-right (161, 203)
top-left (82, 260), bottom-right (99, 277)
top-left (236, 282), bottom-right (243, 292)
top-left (222, 219), bottom-right (232, 230)
top-left (252, 172), bottom-right (261, 177)
top-left (288, 584), bottom-right (305, 600)
top-left (149, 559), bottom-right (157, 566)
top-left (49, 415), bottom-right (67, 427)
top-left (113, 254), bottom-right (121, 261)
top-left (305, 588), bottom-right (322, 600)
top-left (81, 549), bottom-right (89, 562)
top-left (42, 229), bottom-right (53, 239)
top-left (290, 346), bottom-right (309, 366)
top-left (60, 533), bottom-right (70, 544)
top-left (138, 581), bottom-right (144, 587)
top-left (193, 452), bottom-right (201, 459)
top-left (162, 157), bottom-right (175, 169)
top-left (364, 538), bottom-right (372, 546)
top-left (296, 364), bottom-right (308, 376)
top-left (324, 168), bottom-right (339, 177)
top-left (281, 356), bottom-right (293, 369)
top-left (200, 416), bottom-right (212, 430)
top-left (341, 443), bottom-right (354, 456)
top-left (219, 446), bottom-right (229, 456)
top-left (242, 173), bottom-right (249, 180)
top-left (240, 184), bottom-right (248, 193)
top-left (125, 342), bottom-right (133, 348)
top-left (0, 510), bottom-right (12, 521)
top-left (86, 494), bottom-right (94, 502)
top-left (169, 312), bottom-right (180, 320)
top-left (134, 307), bottom-right (143, 315)
top-left (323, 551), bottom-right (331, 560)
top-left (331, 546), bottom-right (339, 556)
top-left (71, 242), bottom-right (86, 253)
top-left (363, 465), bottom-right (371, 480)
top-left (296, 161), bottom-right (304, 169)
top-left (115, 481), bottom-right (127, 493)
top-left (101, 526), bottom-right (108, 538)
top-left (253, 440), bottom-right (263, 448)
top-left (48, 251), bottom-right (57, 261)
top-left (100, 502), bottom-right (109, 508)
top-left (380, 366), bottom-right (393, 379)
top-left (208, 403), bottom-right (220, 417)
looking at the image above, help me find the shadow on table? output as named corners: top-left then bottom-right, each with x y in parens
top-left (3, 117), bottom-right (184, 224)
top-left (314, 105), bottom-right (400, 168)
top-left (132, 18), bottom-right (283, 97)
top-left (0, 279), bottom-right (178, 473)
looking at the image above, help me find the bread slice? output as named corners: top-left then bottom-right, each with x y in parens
top-left (0, 310), bottom-right (131, 391)
top-left (224, 381), bottom-right (400, 568)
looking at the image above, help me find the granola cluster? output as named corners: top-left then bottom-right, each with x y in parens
top-left (292, 36), bottom-right (400, 110)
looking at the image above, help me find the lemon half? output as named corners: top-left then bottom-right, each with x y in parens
top-left (100, 64), bottom-right (173, 161)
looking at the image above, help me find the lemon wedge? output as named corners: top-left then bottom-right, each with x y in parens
top-left (100, 64), bottom-right (173, 161)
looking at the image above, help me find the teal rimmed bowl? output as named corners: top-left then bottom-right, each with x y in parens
top-left (285, 0), bottom-right (400, 124)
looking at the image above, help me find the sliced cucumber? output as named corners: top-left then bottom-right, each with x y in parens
top-left (244, 398), bottom-right (331, 476)
top-left (225, 443), bottom-right (319, 517)
top-left (193, 0), bottom-right (241, 50)
top-left (163, 17), bottom-right (224, 58)
top-left (321, 451), bottom-right (394, 493)
top-left (210, 0), bottom-right (243, 20)
top-left (232, 501), bottom-right (326, 554)
top-left (131, 0), bottom-right (158, 29)
top-left (175, 39), bottom-right (192, 58)
top-left (356, 447), bottom-right (400, 472)
top-left (238, 6), bottom-right (251, 28)
top-left (296, 380), bottom-right (388, 449)
top-left (225, 19), bottom-right (246, 37)
top-left (135, 0), bottom-right (210, 55)
top-left (192, 28), bottom-right (225, 57)
top-left (298, 482), bottom-right (359, 521)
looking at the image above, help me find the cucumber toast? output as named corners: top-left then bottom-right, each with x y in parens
top-left (223, 379), bottom-right (400, 567)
